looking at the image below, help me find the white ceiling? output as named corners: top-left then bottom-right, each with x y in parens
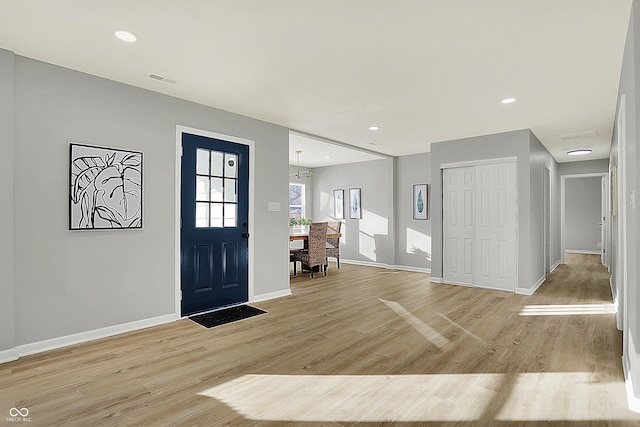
top-left (0, 1), bottom-right (632, 164)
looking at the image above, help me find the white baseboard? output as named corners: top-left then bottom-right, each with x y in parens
top-left (550, 260), bottom-right (561, 273)
top-left (623, 355), bottom-right (640, 413)
top-left (0, 348), bottom-right (19, 364)
top-left (442, 280), bottom-right (474, 288)
top-left (341, 259), bottom-right (431, 275)
top-left (430, 277), bottom-right (443, 284)
top-left (390, 265), bottom-right (431, 274)
top-left (341, 259), bottom-right (389, 269)
top-left (565, 249), bottom-right (601, 255)
top-left (14, 313), bottom-right (179, 359)
top-left (251, 289), bottom-right (292, 303)
top-left (516, 275), bottom-right (545, 296)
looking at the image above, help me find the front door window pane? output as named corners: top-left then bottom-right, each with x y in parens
top-left (196, 176), bottom-right (210, 201)
top-left (224, 178), bottom-right (237, 202)
top-left (196, 149), bottom-right (210, 175)
top-left (210, 203), bottom-right (224, 228)
top-left (196, 203), bottom-right (209, 228)
top-left (224, 204), bottom-right (237, 227)
top-left (225, 153), bottom-right (237, 178)
top-left (210, 177), bottom-right (223, 202)
top-left (211, 151), bottom-right (224, 177)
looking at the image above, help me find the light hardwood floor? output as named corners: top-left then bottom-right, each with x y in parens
top-left (1, 254), bottom-right (639, 426)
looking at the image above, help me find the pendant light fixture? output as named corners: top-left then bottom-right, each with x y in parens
top-left (290, 150), bottom-right (312, 180)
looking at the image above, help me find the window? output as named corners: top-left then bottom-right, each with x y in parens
top-left (289, 183), bottom-right (305, 221)
top-left (195, 148), bottom-right (238, 228)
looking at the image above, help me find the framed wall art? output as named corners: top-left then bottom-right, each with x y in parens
top-left (333, 189), bottom-right (344, 219)
top-left (69, 143), bottom-right (143, 230)
top-left (349, 188), bottom-right (361, 219)
top-left (413, 184), bottom-right (428, 220)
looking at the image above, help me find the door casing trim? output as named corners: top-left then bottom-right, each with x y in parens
top-left (175, 125), bottom-right (255, 318)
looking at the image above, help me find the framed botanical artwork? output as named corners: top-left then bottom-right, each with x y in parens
top-left (349, 188), bottom-right (362, 219)
top-left (69, 143), bottom-right (143, 230)
top-left (413, 184), bottom-right (428, 220)
top-left (333, 189), bottom-right (344, 219)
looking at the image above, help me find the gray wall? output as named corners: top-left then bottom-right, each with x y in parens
top-left (0, 50), bottom-right (15, 355)
top-left (558, 159), bottom-right (609, 175)
top-left (613, 0), bottom-right (640, 400)
top-left (312, 159), bottom-right (395, 266)
top-left (529, 132), bottom-right (561, 283)
top-left (394, 153), bottom-right (432, 270)
top-left (564, 176), bottom-right (602, 252)
top-left (430, 129), bottom-right (561, 291)
top-left (8, 52), bottom-right (291, 349)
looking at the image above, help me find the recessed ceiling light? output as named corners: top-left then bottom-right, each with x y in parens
top-left (567, 149), bottom-right (592, 156)
top-left (324, 155), bottom-right (331, 159)
top-left (368, 126), bottom-right (380, 131)
top-left (501, 97), bottom-right (516, 104)
top-left (115, 30), bottom-right (137, 42)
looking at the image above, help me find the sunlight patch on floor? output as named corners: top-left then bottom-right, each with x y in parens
top-left (199, 374), bottom-right (503, 422)
top-left (379, 298), bottom-right (448, 348)
top-left (496, 372), bottom-right (622, 421)
top-left (436, 312), bottom-right (489, 346)
top-left (199, 372), bottom-right (630, 423)
top-left (519, 303), bottom-right (616, 316)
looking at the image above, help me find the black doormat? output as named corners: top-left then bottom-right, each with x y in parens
top-left (189, 305), bottom-right (267, 328)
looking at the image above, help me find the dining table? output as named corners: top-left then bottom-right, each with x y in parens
top-left (289, 232), bottom-right (342, 241)
top-left (289, 231), bottom-right (342, 249)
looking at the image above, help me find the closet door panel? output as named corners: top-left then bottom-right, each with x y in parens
top-left (474, 162), bottom-right (517, 291)
top-left (443, 167), bottom-right (474, 285)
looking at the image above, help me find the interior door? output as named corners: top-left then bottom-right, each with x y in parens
top-left (443, 167), bottom-right (475, 285)
top-left (473, 162), bottom-right (517, 291)
top-left (181, 133), bottom-right (249, 316)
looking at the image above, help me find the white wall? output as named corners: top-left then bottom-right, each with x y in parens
top-left (0, 49), bottom-right (15, 358)
top-left (613, 0), bottom-right (640, 409)
top-left (529, 132), bottom-right (561, 285)
top-left (429, 130), bottom-right (561, 292)
top-left (5, 52), bottom-right (291, 355)
top-left (394, 153), bottom-right (432, 271)
top-left (311, 159), bottom-right (395, 266)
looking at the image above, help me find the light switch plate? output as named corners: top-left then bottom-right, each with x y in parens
top-left (267, 202), bottom-right (280, 212)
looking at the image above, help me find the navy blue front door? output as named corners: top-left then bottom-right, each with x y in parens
top-left (181, 133), bottom-right (249, 316)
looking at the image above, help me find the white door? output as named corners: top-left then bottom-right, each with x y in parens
top-left (473, 162), bottom-right (517, 291)
top-left (443, 167), bottom-right (475, 285)
top-left (443, 161), bottom-right (517, 291)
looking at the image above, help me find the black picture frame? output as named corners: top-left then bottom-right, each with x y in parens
top-left (413, 184), bottom-right (428, 220)
top-left (69, 143), bottom-right (143, 230)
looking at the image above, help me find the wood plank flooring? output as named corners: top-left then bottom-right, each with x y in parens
top-left (1, 254), bottom-right (639, 426)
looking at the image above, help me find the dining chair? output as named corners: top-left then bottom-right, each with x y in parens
top-left (292, 222), bottom-right (328, 278)
top-left (326, 221), bottom-right (342, 269)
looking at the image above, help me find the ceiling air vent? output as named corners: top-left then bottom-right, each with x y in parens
top-left (558, 130), bottom-right (599, 142)
top-left (147, 73), bottom-right (177, 84)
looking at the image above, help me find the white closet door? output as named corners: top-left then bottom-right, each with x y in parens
top-left (473, 162), bottom-right (517, 291)
top-left (443, 167), bottom-right (475, 285)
